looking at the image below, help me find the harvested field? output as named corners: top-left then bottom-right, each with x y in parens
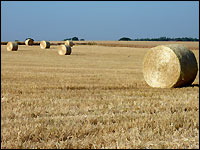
top-left (2, 41), bottom-right (199, 50)
top-left (1, 41), bottom-right (199, 149)
top-left (73, 41), bottom-right (199, 50)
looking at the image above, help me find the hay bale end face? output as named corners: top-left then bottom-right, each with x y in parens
top-left (143, 44), bottom-right (198, 88)
top-left (58, 45), bottom-right (72, 55)
top-left (65, 40), bottom-right (74, 47)
top-left (40, 41), bottom-right (50, 49)
top-left (7, 42), bottom-right (18, 51)
top-left (25, 39), bottom-right (34, 46)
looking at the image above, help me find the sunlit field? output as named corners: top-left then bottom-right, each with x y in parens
top-left (1, 41), bottom-right (199, 149)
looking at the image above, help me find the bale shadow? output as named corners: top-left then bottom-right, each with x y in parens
top-left (178, 83), bottom-right (199, 88)
top-left (189, 84), bottom-right (199, 87)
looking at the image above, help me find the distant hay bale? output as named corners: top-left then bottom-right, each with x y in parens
top-left (25, 38), bottom-right (34, 46)
top-left (40, 41), bottom-right (50, 49)
top-left (65, 40), bottom-right (74, 47)
top-left (7, 42), bottom-right (18, 51)
top-left (143, 44), bottom-right (198, 88)
top-left (58, 45), bottom-right (72, 55)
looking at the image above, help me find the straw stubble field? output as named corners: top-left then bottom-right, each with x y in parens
top-left (1, 41), bottom-right (199, 149)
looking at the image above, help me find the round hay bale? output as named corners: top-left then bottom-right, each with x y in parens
top-left (7, 42), bottom-right (18, 51)
top-left (40, 41), bottom-right (50, 49)
top-left (58, 45), bottom-right (72, 55)
top-left (65, 40), bottom-right (74, 47)
top-left (25, 39), bottom-right (34, 46)
top-left (143, 44), bottom-right (198, 88)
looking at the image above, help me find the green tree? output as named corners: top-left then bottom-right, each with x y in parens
top-left (72, 37), bottom-right (79, 41)
top-left (118, 37), bottom-right (132, 41)
top-left (63, 38), bottom-right (71, 41)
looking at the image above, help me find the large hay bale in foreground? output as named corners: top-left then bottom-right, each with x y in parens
top-left (65, 40), bottom-right (74, 47)
top-left (7, 42), bottom-right (18, 51)
top-left (25, 38), bottom-right (34, 46)
top-left (40, 41), bottom-right (50, 49)
top-left (143, 44), bottom-right (198, 88)
top-left (58, 45), bottom-right (72, 55)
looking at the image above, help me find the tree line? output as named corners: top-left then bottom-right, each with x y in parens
top-left (63, 37), bottom-right (85, 41)
top-left (119, 37), bottom-right (199, 41)
top-left (62, 36), bottom-right (199, 42)
top-left (13, 36), bottom-right (199, 42)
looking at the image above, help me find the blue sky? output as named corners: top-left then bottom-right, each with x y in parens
top-left (1, 1), bottom-right (199, 41)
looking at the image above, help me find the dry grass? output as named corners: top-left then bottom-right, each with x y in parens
top-left (1, 41), bottom-right (199, 149)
